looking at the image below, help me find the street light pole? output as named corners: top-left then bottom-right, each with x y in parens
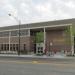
top-left (8, 14), bottom-right (21, 55)
top-left (18, 20), bottom-right (21, 55)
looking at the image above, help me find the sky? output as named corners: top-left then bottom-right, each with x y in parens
top-left (0, 0), bottom-right (75, 27)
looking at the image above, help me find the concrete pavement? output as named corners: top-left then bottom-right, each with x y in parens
top-left (0, 54), bottom-right (75, 63)
top-left (0, 58), bottom-right (75, 75)
top-left (0, 54), bottom-right (75, 75)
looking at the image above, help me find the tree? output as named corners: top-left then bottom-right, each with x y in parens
top-left (65, 25), bottom-right (75, 55)
top-left (35, 32), bottom-right (44, 43)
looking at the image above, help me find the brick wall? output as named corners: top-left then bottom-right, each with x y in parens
top-left (46, 30), bottom-right (71, 53)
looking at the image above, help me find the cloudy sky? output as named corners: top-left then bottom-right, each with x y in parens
top-left (0, 0), bottom-right (75, 27)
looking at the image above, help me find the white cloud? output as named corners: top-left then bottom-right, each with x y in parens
top-left (55, 10), bottom-right (71, 19)
top-left (0, 0), bottom-right (75, 27)
top-left (0, 0), bottom-right (19, 27)
top-left (36, 3), bottom-right (51, 13)
top-left (65, 1), bottom-right (75, 8)
top-left (5, 4), bottom-right (18, 17)
top-left (0, 16), bottom-right (18, 27)
top-left (20, 3), bottom-right (30, 14)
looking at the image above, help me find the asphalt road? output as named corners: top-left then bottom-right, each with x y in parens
top-left (0, 57), bottom-right (75, 75)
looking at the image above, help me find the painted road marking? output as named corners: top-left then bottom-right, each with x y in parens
top-left (32, 61), bottom-right (38, 64)
top-left (0, 60), bottom-right (75, 68)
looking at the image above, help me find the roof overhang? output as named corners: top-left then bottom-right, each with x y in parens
top-left (0, 23), bottom-right (72, 32)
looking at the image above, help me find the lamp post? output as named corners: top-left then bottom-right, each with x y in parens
top-left (8, 14), bottom-right (21, 55)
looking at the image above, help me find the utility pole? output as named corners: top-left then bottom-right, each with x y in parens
top-left (18, 20), bottom-right (21, 55)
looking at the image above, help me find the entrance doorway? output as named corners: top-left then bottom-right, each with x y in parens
top-left (30, 29), bottom-right (44, 55)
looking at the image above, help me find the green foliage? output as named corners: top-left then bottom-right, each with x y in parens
top-left (72, 25), bottom-right (75, 35)
top-left (35, 32), bottom-right (44, 43)
top-left (65, 26), bottom-right (70, 33)
top-left (65, 25), bottom-right (75, 35)
top-left (64, 26), bottom-right (72, 45)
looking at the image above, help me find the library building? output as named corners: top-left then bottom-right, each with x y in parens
top-left (0, 18), bottom-right (75, 55)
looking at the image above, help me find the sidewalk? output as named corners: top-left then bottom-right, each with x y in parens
top-left (0, 53), bottom-right (74, 59)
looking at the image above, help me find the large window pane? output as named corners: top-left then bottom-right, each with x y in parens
top-left (0, 31), bottom-right (9, 37)
top-left (11, 31), bottom-right (18, 36)
top-left (20, 30), bottom-right (29, 36)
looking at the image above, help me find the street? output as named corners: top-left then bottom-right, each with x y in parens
top-left (0, 57), bottom-right (75, 75)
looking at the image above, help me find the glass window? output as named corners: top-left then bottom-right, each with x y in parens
top-left (11, 29), bottom-right (29, 36)
top-left (0, 29), bottom-right (29, 37)
top-left (24, 44), bottom-right (26, 50)
top-left (20, 30), bottom-right (29, 36)
top-left (13, 44), bottom-right (16, 51)
top-left (4, 44), bottom-right (6, 51)
top-left (10, 44), bottom-right (13, 51)
top-left (11, 31), bottom-right (18, 36)
top-left (7, 44), bottom-right (9, 51)
top-left (0, 31), bottom-right (9, 37)
top-left (1, 44), bottom-right (3, 51)
top-left (16, 44), bottom-right (19, 51)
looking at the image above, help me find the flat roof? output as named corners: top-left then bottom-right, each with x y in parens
top-left (0, 18), bottom-right (75, 31)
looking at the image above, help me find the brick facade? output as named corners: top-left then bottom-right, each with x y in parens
top-left (46, 30), bottom-right (71, 53)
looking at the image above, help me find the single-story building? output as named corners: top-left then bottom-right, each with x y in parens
top-left (0, 18), bottom-right (75, 55)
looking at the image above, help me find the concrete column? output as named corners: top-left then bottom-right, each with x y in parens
top-left (28, 29), bottom-right (30, 37)
top-left (44, 27), bottom-right (46, 53)
top-left (9, 31), bottom-right (11, 52)
top-left (70, 25), bottom-right (74, 55)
